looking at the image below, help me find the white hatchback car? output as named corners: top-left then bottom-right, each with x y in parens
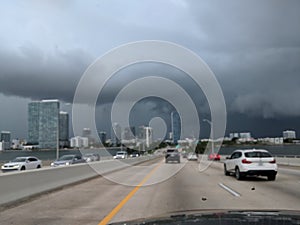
top-left (224, 149), bottom-right (277, 181)
top-left (1, 156), bottom-right (42, 172)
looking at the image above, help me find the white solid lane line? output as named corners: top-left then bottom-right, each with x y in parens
top-left (219, 183), bottom-right (241, 197)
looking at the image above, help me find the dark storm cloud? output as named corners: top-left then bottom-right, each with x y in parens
top-left (186, 0), bottom-right (300, 118)
top-left (0, 43), bottom-right (92, 102)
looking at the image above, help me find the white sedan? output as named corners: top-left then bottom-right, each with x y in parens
top-left (1, 156), bottom-right (42, 172)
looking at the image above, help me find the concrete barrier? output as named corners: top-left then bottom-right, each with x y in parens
top-left (0, 155), bottom-right (160, 207)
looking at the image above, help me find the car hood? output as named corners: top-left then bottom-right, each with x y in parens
top-left (109, 209), bottom-right (300, 225)
top-left (52, 160), bottom-right (71, 165)
top-left (2, 162), bottom-right (24, 166)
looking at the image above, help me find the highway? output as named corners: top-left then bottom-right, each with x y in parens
top-left (1, 157), bottom-right (300, 225)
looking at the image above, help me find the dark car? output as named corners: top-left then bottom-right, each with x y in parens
top-left (51, 154), bottom-right (86, 167)
top-left (165, 149), bottom-right (180, 163)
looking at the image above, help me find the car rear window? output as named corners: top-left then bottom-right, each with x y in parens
top-left (167, 149), bottom-right (175, 152)
top-left (245, 151), bottom-right (272, 158)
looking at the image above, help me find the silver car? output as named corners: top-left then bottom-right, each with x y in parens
top-left (51, 154), bottom-right (86, 167)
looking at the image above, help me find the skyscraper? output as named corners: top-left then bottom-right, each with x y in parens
top-left (111, 123), bottom-right (121, 146)
top-left (38, 100), bottom-right (60, 149)
top-left (59, 111), bottom-right (69, 147)
top-left (171, 111), bottom-right (181, 144)
top-left (99, 131), bottom-right (107, 145)
top-left (123, 126), bottom-right (136, 140)
top-left (0, 131), bottom-right (11, 150)
top-left (28, 100), bottom-right (70, 149)
top-left (28, 101), bottom-right (40, 144)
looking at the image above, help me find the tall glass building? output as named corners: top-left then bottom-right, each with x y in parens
top-left (38, 100), bottom-right (60, 149)
top-left (28, 100), bottom-right (69, 149)
top-left (59, 111), bottom-right (69, 147)
top-left (28, 101), bottom-right (40, 144)
top-left (171, 111), bottom-right (181, 144)
top-left (111, 123), bottom-right (121, 146)
top-left (0, 131), bottom-right (11, 150)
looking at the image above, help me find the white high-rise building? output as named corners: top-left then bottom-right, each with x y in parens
top-left (283, 130), bottom-right (296, 139)
top-left (70, 136), bottom-right (89, 148)
top-left (144, 126), bottom-right (153, 148)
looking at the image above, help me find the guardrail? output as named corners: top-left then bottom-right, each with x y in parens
top-left (0, 155), bottom-right (161, 207)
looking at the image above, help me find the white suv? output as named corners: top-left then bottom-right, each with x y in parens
top-left (224, 149), bottom-right (277, 181)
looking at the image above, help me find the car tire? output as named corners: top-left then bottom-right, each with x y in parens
top-left (224, 165), bottom-right (230, 176)
top-left (267, 174), bottom-right (276, 181)
top-left (235, 167), bottom-right (243, 180)
top-left (178, 160), bottom-right (180, 164)
top-left (37, 165), bottom-right (41, 169)
top-left (20, 166), bottom-right (26, 171)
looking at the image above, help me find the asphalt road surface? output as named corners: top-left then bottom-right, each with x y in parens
top-left (1, 157), bottom-right (300, 225)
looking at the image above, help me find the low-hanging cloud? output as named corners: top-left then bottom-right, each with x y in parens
top-left (0, 43), bottom-right (93, 102)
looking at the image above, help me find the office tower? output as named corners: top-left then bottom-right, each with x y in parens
top-left (59, 111), bottom-right (69, 147)
top-left (111, 123), bottom-right (121, 146)
top-left (0, 131), bottom-right (11, 150)
top-left (283, 130), bottom-right (296, 139)
top-left (70, 136), bottom-right (89, 148)
top-left (123, 126), bottom-right (136, 140)
top-left (137, 126), bottom-right (145, 140)
top-left (38, 100), bottom-right (60, 149)
top-left (82, 128), bottom-right (91, 137)
top-left (28, 101), bottom-right (40, 144)
top-left (171, 111), bottom-right (181, 144)
top-left (99, 131), bottom-right (107, 145)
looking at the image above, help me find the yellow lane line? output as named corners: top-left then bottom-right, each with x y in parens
top-left (98, 161), bottom-right (162, 225)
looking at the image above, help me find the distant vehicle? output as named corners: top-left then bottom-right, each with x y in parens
top-left (83, 153), bottom-right (100, 162)
top-left (165, 149), bottom-right (180, 163)
top-left (113, 151), bottom-right (128, 159)
top-left (224, 149), bottom-right (278, 181)
top-left (1, 156), bottom-right (42, 172)
top-left (51, 154), bottom-right (86, 167)
top-left (209, 153), bottom-right (221, 161)
top-left (187, 153), bottom-right (198, 161)
top-left (130, 153), bottom-right (139, 158)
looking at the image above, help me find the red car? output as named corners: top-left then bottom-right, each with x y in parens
top-left (209, 153), bottom-right (221, 161)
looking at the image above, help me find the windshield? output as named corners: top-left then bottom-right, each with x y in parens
top-left (1, 1), bottom-right (300, 225)
top-left (11, 158), bottom-right (27, 162)
top-left (58, 155), bottom-right (74, 161)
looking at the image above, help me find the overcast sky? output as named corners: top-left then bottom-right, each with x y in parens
top-left (0, 0), bottom-right (300, 139)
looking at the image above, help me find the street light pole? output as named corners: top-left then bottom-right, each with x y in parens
top-left (203, 119), bottom-right (214, 154)
top-left (56, 113), bottom-right (59, 160)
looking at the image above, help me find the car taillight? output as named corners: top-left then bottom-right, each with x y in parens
top-left (242, 159), bottom-right (252, 164)
top-left (269, 159), bottom-right (276, 164)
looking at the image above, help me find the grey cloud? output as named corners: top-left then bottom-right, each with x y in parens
top-left (0, 43), bottom-right (93, 102)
